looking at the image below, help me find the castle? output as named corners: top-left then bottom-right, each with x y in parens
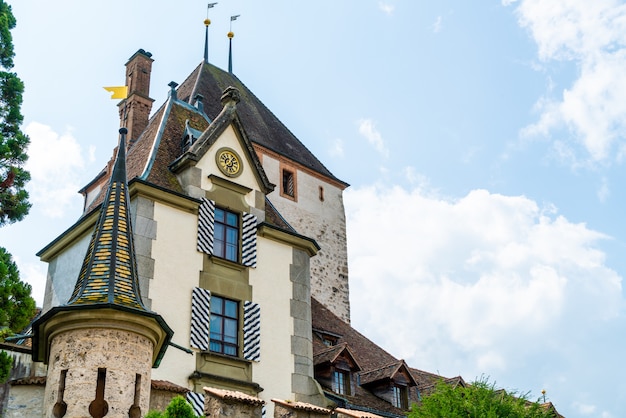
top-left (0, 20), bottom-right (563, 418)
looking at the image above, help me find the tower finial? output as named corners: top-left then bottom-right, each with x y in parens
top-left (204, 3), bottom-right (218, 64)
top-left (228, 15), bottom-right (240, 73)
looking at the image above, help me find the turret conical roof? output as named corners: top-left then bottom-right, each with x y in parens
top-left (67, 128), bottom-right (145, 310)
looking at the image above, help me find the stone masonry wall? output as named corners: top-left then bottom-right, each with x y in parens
top-left (3, 385), bottom-right (44, 418)
top-left (130, 196), bottom-right (157, 310)
top-left (262, 156), bottom-right (351, 323)
top-left (44, 328), bottom-right (153, 418)
top-left (290, 248), bottom-right (327, 406)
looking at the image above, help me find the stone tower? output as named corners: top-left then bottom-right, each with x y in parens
top-left (31, 128), bottom-right (173, 418)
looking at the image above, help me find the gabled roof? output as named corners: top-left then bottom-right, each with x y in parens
top-left (312, 298), bottom-right (423, 416)
top-left (85, 91), bottom-right (210, 213)
top-left (411, 374), bottom-right (466, 397)
top-left (312, 298), bottom-right (398, 371)
top-left (85, 59), bottom-right (347, 210)
top-left (169, 86), bottom-right (273, 194)
top-left (311, 297), bottom-right (470, 416)
top-left (176, 62), bottom-right (347, 187)
top-left (540, 402), bottom-right (565, 418)
top-left (359, 360), bottom-right (417, 387)
top-left (314, 342), bottom-right (362, 371)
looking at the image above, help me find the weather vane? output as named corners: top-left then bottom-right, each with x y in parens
top-left (207, 2), bottom-right (217, 17)
top-left (204, 3), bottom-right (218, 63)
top-left (230, 14), bottom-right (240, 31)
top-left (228, 15), bottom-right (240, 73)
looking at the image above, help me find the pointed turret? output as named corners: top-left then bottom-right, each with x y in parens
top-left (32, 128), bottom-right (173, 418)
top-left (67, 128), bottom-right (145, 309)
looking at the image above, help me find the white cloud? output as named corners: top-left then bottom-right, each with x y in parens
top-left (378, 2), bottom-right (395, 16)
top-left (432, 16), bottom-right (443, 33)
top-left (346, 184), bottom-right (621, 375)
top-left (357, 119), bottom-right (389, 158)
top-left (11, 253), bottom-right (47, 307)
top-left (510, 0), bottom-right (626, 163)
top-left (403, 166), bottom-right (429, 187)
top-left (24, 122), bottom-right (88, 218)
top-left (20, 261), bottom-right (46, 307)
top-left (573, 401), bottom-right (597, 415)
top-left (329, 138), bottom-right (344, 158)
top-left (597, 177), bottom-right (610, 202)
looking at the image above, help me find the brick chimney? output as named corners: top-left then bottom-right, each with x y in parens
top-left (119, 49), bottom-right (155, 144)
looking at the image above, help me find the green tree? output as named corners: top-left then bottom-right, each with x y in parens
top-left (0, 1), bottom-right (31, 385)
top-left (0, 351), bottom-right (10, 383)
top-left (0, 246), bottom-right (35, 333)
top-left (0, 0), bottom-right (30, 226)
top-left (144, 396), bottom-right (198, 418)
top-left (409, 376), bottom-right (555, 418)
top-left (0, 246), bottom-right (35, 383)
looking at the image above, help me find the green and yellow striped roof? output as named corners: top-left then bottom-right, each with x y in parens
top-left (67, 128), bottom-right (146, 310)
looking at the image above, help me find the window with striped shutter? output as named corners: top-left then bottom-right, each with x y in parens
top-left (197, 198), bottom-right (215, 255)
top-left (197, 198), bottom-right (257, 267)
top-left (190, 287), bottom-right (211, 351)
top-left (243, 301), bottom-right (261, 362)
top-left (186, 391), bottom-right (204, 417)
top-left (191, 288), bottom-right (261, 362)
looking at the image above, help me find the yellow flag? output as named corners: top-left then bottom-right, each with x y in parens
top-left (103, 86), bottom-right (128, 99)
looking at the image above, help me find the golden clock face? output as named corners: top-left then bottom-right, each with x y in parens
top-left (217, 149), bottom-right (242, 177)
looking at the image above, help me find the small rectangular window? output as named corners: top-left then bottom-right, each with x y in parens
top-left (332, 370), bottom-right (350, 395)
top-left (213, 208), bottom-right (239, 262)
top-left (282, 169), bottom-right (295, 198)
top-left (392, 385), bottom-right (408, 409)
top-left (210, 295), bottom-right (239, 356)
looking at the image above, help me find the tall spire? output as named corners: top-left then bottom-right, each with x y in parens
top-left (204, 3), bottom-right (218, 64)
top-left (228, 15), bottom-right (240, 73)
top-left (67, 128), bottom-right (146, 310)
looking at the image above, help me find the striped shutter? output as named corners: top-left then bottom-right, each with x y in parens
top-left (243, 301), bottom-right (261, 361)
top-left (241, 212), bottom-right (257, 268)
top-left (186, 391), bottom-right (204, 417)
top-left (197, 198), bottom-right (215, 254)
top-left (190, 287), bottom-right (211, 351)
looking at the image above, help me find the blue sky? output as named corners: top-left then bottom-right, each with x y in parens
top-left (3, 1), bottom-right (626, 417)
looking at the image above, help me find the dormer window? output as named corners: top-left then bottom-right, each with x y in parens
top-left (313, 343), bottom-right (361, 398)
top-left (392, 384), bottom-right (408, 409)
top-left (333, 370), bottom-right (350, 395)
top-left (314, 329), bottom-right (342, 347)
top-left (181, 120), bottom-right (203, 152)
top-left (358, 360), bottom-right (417, 410)
top-left (323, 335), bottom-right (338, 347)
